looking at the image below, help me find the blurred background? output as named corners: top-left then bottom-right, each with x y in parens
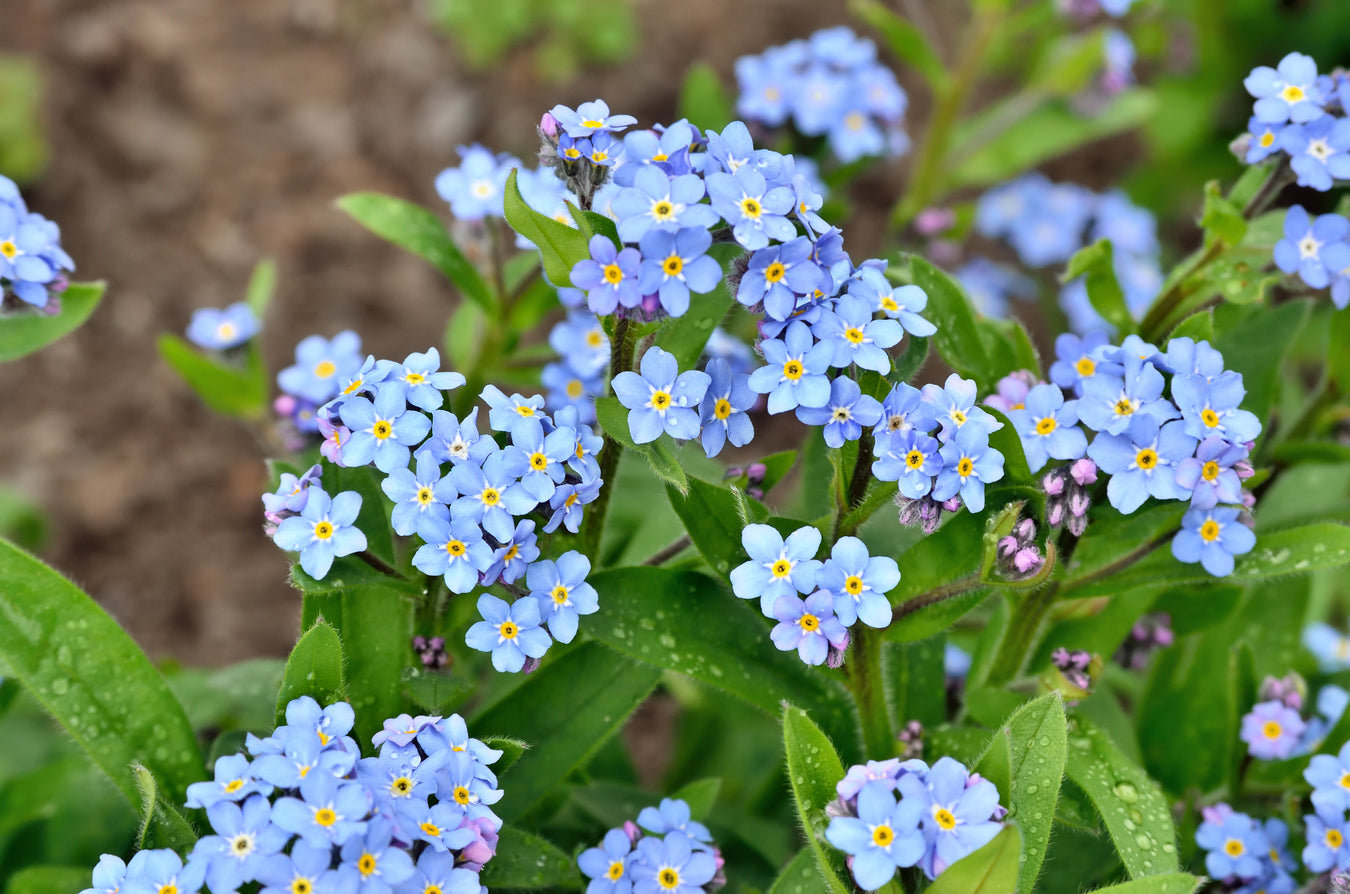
top-left (2, 0), bottom-right (1349, 666)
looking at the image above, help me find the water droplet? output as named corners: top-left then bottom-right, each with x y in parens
top-left (51, 678), bottom-right (69, 695)
top-left (1026, 784), bottom-right (1039, 794)
top-left (658, 634), bottom-right (676, 649)
top-left (1123, 818), bottom-right (1136, 831)
top-left (1129, 809), bottom-right (1143, 823)
top-left (1114, 782), bottom-right (1138, 803)
top-left (1134, 833), bottom-right (1154, 850)
top-left (1162, 844), bottom-right (1175, 854)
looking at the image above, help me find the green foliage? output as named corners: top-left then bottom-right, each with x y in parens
top-left (0, 282), bottom-right (105, 363)
top-left (158, 334), bottom-right (269, 420)
top-left (926, 826), bottom-right (1022, 893)
top-left (1064, 239), bottom-right (1134, 335)
top-left (0, 55), bottom-right (46, 182)
top-left (502, 168), bottom-right (591, 290)
top-left (849, 0), bottom-right (949, 89)
top-left (479, 827), bottom-right (580, 890)
top-left (4, 866), bottom-right (94, 894)
top-left (907, 255), bottom-right (994, 390)
top-left (595, 395), bottom-right (690, 493)
top-left (428, 0), bottom-right (634, 81)
top-left (781, 705), bottom-right (851, 894)
top-left (679, 63), bottom-right (733, 132)
top-left (275, 619), bottom-right (345, 724)
top-left (131, 763), bottom-right (197, 853)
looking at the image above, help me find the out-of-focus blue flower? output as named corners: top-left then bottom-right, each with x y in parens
top-left (1305, 622), bottom-right (1350, 672)
top-left (796, 376), bottom-right (883, 448)
top-left (1091, 191), bottom-right (1158, 256)
top-left (279, 331), bottom-right (364, 404)
top-left (933, 423), bottom-right (1005, 513)
top-left (550, 312), bottom-right (609, 377)
top-left (873, 427), bottom-right (942, 499)
top-left (699, 357), bottom-right (755, 458)
top-left (954, 258), bottom-right (1036, 319)
top-left (0, 192), bottom-right (74, 309)
top-left (1246, 116), bottom-right (1285, 164)
top-left (730, 523), bottom-right (823, 617)
top-left (747, 320), bottom-right (833, 414)
top-left (273, 489), bottom-right (367, 580)
top-left (1273, 205), bottom-right (1350, 290)
top-left (187, 302), bottom-right (260, 350)
top-left (611, 346), bottom-right (710, 444)
top-left (735, 47), bottom-right (800, 127)
top-left (825, 781), bottom-right (925, 890)
top-left (542, 361), bottom-right (601, 423)
top-left (1241, 700), bottom-right (1306, 760)
top-left (1304, 804), bottom-right (1350, 873)
top-left (1197, 809), bottom-right (1270, 881)
top-left (571, 234), bottom-right (643, 315)
top-left (1100, 28), bottom-right (1135, 94)
top-left (434, 144), bottom-right (519, 220)
top-left (464, 594), bottom-right (552, 673)
top-left (1171, 505), bottom-right (1255, 577)
top-left (1245, 52), bottom-right (1326, 124)
top-left (1279, 116), bottom-right (1350, 190)
top-left (549, 100), bottom-right (638, 138)
top-left (817, 536), bottom-right (900, 628)
top-left (1307, 740), bottom-right (1350, 813)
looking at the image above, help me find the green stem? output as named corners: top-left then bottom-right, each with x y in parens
top-left (845, 626), bottom-right (894, 758)
top-left (578, 317), bottom-right (636, 562)
top-left (889, 5), bottom-right (1002, 230)
top-left (643, 535), bottom-right (692, 566)
top-left (889, 575), bottom-right (982, 625)
top-left (834, 432), bottom-right (877, 540)
top-left (986, 582), bottom-right (1060, 685)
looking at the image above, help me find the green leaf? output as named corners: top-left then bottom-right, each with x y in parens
top-left (339, 585), bottom-right (413, 745)
top-left (3, 867), bottom-right (94, 894)
top-left (908, 255), bottom-right (991, 388)
top-left (132, 763), bottom-right (198, 853)
top-left (470, 643), bottom-right (661, 822)
top-left (1065, 715), bottom-right (1179, 878)
top-left (402, 666), bottom-right (471, 715)
top-left (849, 0), bottom-right (948, 89)
top-left (1200, 180), bottom-right (1247, 247)
top-left (1065, 522), bottom-right (1350, 598)
top-left (502, 167), bottom-right (590, 289)
top-left (654, 243), bottom-right (738, 371)
top-left (0, 281), bottom-right (105, 363)
top-left (587, 567), bottom-right (859, 758)
top-left (891, 334), bottom-right (930, 384)
top-left (569, 205), bottom-right (621, 248)
top-left (0, 55), bottom-right (47, 182)
top-left (781, 705), bottom-right (852, 894)
top-left (1088, 874), bottom-right (1203, 893)
top-left (1028, 28), bottom-right (1109, 96)
top-left (767, 849), bottom-right (823, 894)
top-left (158, 334), bottom-right (268, 420)
top-left (482, 736), bottom-right (529, 773)
top-left (275, 619), bottom-right (346, 724)
top-left (759, 450), bottom-right (798, 493)
top-left (678, 63), bottom-right (733, 131)
top-left (665, 477), bottom-right (746, 576)
top-left (1064, 239), bottom-right (1134, 335)
top-left (244, 257), bottom-right (277, 318)
top-left (0, 538), bottom-right (203, 807)
top-left (336, 192), bottom-right (495, 313)
top-left (1168, 309), bottom-right (1213, 343)
top-left (595, 396), bottom-right (689, 493)
top-left (479, 826), bottom-right (580, 890)
top-left (886, 512), bottom-right (989, 642)
top-left (672, 777), bottom-right (721, 819)
top-left (885, 636), bottom-right (946, 728)
top-left (926, 826), bottom-right (1022, 893)
top-left (1060, 504), bottom-right (1184, 596)
top-left (976, 693), bottom-right (1067, 892)
top-left (950, 90), bottom-right (1158, 190)
top-left (1213, 299), bottom-right (1310, 425)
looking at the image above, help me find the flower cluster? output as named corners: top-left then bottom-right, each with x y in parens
top-left (1242, 53), bottom-right (1350, 187)
top-left (1275, 205), bottom-right (1350, 309)
top-left (0, 173), bottom-right (75, 311)
top-left (186, 302), bottom-right (261, 351)
top-left (873, 373), bottom-right (1007, 514)
top-left (729, 524), bottom-right (901, 666)
top-left (825, 756), bottom-right (1005, 889)
top-left (733, 26), bottom-right (909, 163)
top-left (969, 174), bottom-right (1162, 334)
top-left (577, 797), bottom-right (725, 893)
top-left (1058, 0), bottom-right (1137, 19)
top-left (986, 333), bottom-right (1261, 576)
top-left (1241, 677), bottom-right (1348, 761)
top-left (264, 346), bottom-right (605, 673)
top-left (79, 698), bottom-right (502, 894)
top-left (1195, 803), bottom-right (1296, 893)
top-left (1305, 737), bottom-right (1350, 876)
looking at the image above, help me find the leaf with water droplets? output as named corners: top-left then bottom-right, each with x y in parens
top-left (926, 825), bottom-right (1022, 893)
top-left (1086, 872), bottom-right (1203, 893)
top-left (782, 705), bottom-right (852, 894)
top-left (131, 763), bottom-right (198, 853)
top-left (0, 538), bottom-right (204, 807)
top-left (767, 849), bottom-right (822, 894)
top-left (479, 826), bottom-right (580, 890)
top-left (275, 619), bottom-right (345, 726)
top-left (1065, 716), bottom-right (1178, 879)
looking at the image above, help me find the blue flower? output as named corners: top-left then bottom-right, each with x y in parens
top-left (419, 407), bottom-right (494, 466)
top-left (1077, 355), bottom-right (1177, 435)
top-left (1172, 370), bottom-right (1261, 446)
top-left (508, 417), bottom-right (575, 502)
top-left (250, 727), bottom-right (354, 787)
top-left (579, 827), bottom-right (634, 894)
top-left (1273, 205), bottom-right (1350, 290)
top-left (921, 374), bottom-right (1003, 441)
top-left (611, 168), bottom-right (717, 244)
top-left (825, 781), bottom-right (926, 890)
top-left (187, 302), bottom-right (260, 350)
top-left (730, 523), bottom-right (823, 617)
top-left (791, 66), bottom-right (849, 136)
top-left (374, 348), bottom-right (466, 411)
top-left (829, 103), bottom-right (886, 163)
top-left (1171, 506), bottom-right (1255, 577)
top-left (191, 794), bottom-right (290, 893)
top-left (1175, 437), bottom-right (1247, 510)
top-left (637, 798), bottom-right (713, 843)
top-left (1306, 740), bottom-right (1350, 813)
top-left (381, 452), bottom-right (452, 536)
top-left (529, 551), bottom-right (599, 644)
top-left (1246, 116), bottom-right (1285, 164)
top-left (400, 851), bottom-right (481, 894)
top-left (932, 424), bottom-right (1005, 513)
top-left (545, 478), bottom-right (602, 534)
top-left (283, 695), bottom-right (355, 746)
top-left (637, 227), bottom-right (722, 318)
top-left (1304, 804), bottom-right (1350, 873)
top-left (447, 450), bottom-right (536, 542)
top-left (434, 144), bottom-right (518, 220)
top-left (337, 387), bottom-right (431, 473)
top-left (186, 753), bottom-right (272, 810)
top-left (571, 234), bottom-right (644, 315)
top-left (412, 513), bottom-right (493, 594)
top-left (873, 428), bottom-right (942, 499)
top-left (80, 855), bottom-right (128, 894)
top-left (395, 799), bottom-right (476, 853)
top-left (1008, 384), bottom-right (1088, 474)
top-left (611, 346), bottom-right (710, 444)
top-left (631, 830), bottom-right (716, 894)
top-left (1304, 622), bottom-right (1350, 672)
top-left (817, 536), bottom-right (900, 628)
top-left (1163, 336), bottom-right (1226, 381)
top-left (338, 817), bottom-right (414, 894)
top-left (273, 489), bottom-right (368, 579)
top-left (550, 311), bottom-right (609, 377)
top-left (954, 258), bottom-right (1035, 318)
top-left (586, 131), bottom-right (623, 167)
top-left (617, 119), bottom-right (698, 185)
top-left (734, 51), bottom-right (797, 127)
top-left (747, 320), bottom-right (833, 414)
top-left (771, 591), bottom-right (849, 665)
top-left (1197, 810), bottom-right (1270, 880)
top-left (1245, 52), bottom-right (1326, 124)
top-left (549, 100), bottom-right (638, 138)
top-left (873, 382), bottom-right (937, 439)
top-left (796, 376), bottom-right (883, 448)
top-left (1241, 700), bottom-right (1306, 760)
top-left (464, 594), bottom-right (552, 673)
top-left (269, 770), bottom-right (371, 848)
top-left (705, 120), bottom-right (775, 176)
top-left (120, 849), bottom-right (206, 894)
top-left (484, 519), bottom-right (539, 584)
top-left (558, 405), bottom-right (605, 481)
top-left (0, 199), bottom-right (74, 309)
top-left (705, 165), bottom-right (796, 249)
top-left (278, 331), bottom-right (364, 404)
top-left (1280, 116), bottom-right (1350, 190)
top-left (737, 238), bottom-right (825, 321)
top-left (698, 358), bottom-right (755, 458)
top-left (1088, 417), bottom-right (1195, 513)
top-left (846, 268), bottom-right (935, 336)
top-left (902, 757), bottom-right (1004, 881)
top-left (812, 294), bottom-right (904, 373)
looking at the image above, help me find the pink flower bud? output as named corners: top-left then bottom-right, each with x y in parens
top-left (1013, 547), bottom-right (1043, 574)
top-left (915, 207), bottom-right (956, 237)
top-left (998, 535), bottom-right (1019, 558)
top-left (1043, 472), bottom-right (1066, 496)
top-left (1047, 499), bottom-right (1067, 527)
top-left (1070, 458), bottom-right (1098, 486)
top-left (539, 112), bottom-right (559, 138)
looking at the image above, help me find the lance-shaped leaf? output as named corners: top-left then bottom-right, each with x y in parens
top-left (782, 705), bottom-right (852, 894)
top-left (0, 281), bottom-right (105, 363)
top-left (275, 619), bottom-right (346, 725)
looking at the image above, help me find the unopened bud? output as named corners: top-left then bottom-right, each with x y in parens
top-left (539, 112), bottom-right (559, 138)
top-left (1070, 458), bottom-right (1098, 486)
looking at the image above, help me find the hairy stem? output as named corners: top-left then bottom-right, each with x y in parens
top-left (846, 625), bottom-right (894, 758)
top-left (986, 582), bottom-right (1060, 685)
top-left (889, 575), bottom-right (983, 625)
top-left (644, 535), bottom-right (693, 567)
top-left (578, 317), bottom-right (635, 562)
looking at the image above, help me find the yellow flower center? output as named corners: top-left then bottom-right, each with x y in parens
top-left (1282, 84), bottom-right (1306, 103)
top-left (404, 372), bottom-right (426, 386)
top-left (872, 824), bottom-right (894, 847)
top-left (481, 487), bottom-right (500, 506)
top-left (771, 559), bottom-right (793, 578)
top-left (651, 152), bottom-right (668, 162)
top-left (957, 457), bottom-right (974, 477)
top-left (342, 378), bottom-right (364, 395)
top-left (515, 404), bottom-right (535, 417)
top-left (765, 261), bottom-right (787, 283)
top-left (530, 451), bottom-right (549, 471)
top-left (1035, 417), bottom-right (1057, 435)
top-left (950, 409), bottom-right (967, 426)
top-left (880, 295), bottom-right (899, 312)
top-left (313, 360), bottom-right (337, 379)
top-left (1201, 408), bottom-right (1221, 428)
top-left (739, 197), bottom-right (762, 219)
top-left (844, 327), bottom-right (865, 344)
top-left (603, 263), bottom-right (624, 285)
top-left (582, 118), bottom-right (605, 128)
top-left (291, 879), bottom-right (313, 894)
top-left (592, 151), bottom-right (609, 162)
top-left (314, 807), bottom-right (337, 827)
top-left (783, 360), bottom-right (803, 380)
top-left (652, 200), bottom-right (675, 220)
top-left (844, 575), bottom-right (864, 595)
top-left (1262, 720), bottom-right (1283, 739)
top-left (0, 240), bottom-right (16, 260)
top-left (566, 379), bottom-right (584, 399)
top-left (798, 612), bottom-right (820, 632)
top-left (1225, 839), bottom-right (1245, 857)
top-left (445, 540), bottom-right (466, 557)
top-left (1075, 356), bottom-right (1096, 377)
top-left (417, 487), bottom-right (434, 505)
top-left (358, 854), bottom-right (377, 877)
top-left (551, 584), bottom-right (570, 605)
top-left (563, 147), bottom-right (581, 159)
top-left (217, 322), bottom-right (237, 341)
top-left (714, 398), bottom-right (732, 420)
top-left (453, 785), bottom-right (472, 805)
top-left (659, 868), bottom-right (680, 890)
top-left (313, 521), bottom-right (334, 540)
top-left (607, 862), bottom-right (625, 880)
top-left (564, 493), bottom-right (579, 507)
top-left (391, 777), bottom-right (412, 796)
top-left (905, 450), bottom-right (925, 470)
top-left (224, 778), bottom-right (245, 793)
top-left (420, 821), bottom-right (442, 837)
top-left (1260, 131), bottom-right (1276, 148)
top-left (159, 887), bottom-right (177, 894)
top-left (1200, 519), bottom-right (1221, 542)
top-left (373, 420), bottom-right (393, 440)
top-left (650, 389), bottom-right (672, 410)
top-left (663, 254), bottom-right (683, 276)
top-left (503, 545), bottom-right (519, 561)
top-left (934, 807), bottom-right (957, 831)
top-left (586, 330), bottom-right (604, 348)
top-left (425, 887), bottom-right (443, 894)
top-left (499, 621), bottom-right (519, 640)
top-left (1114, 397), bottom-right (1137, 416)
top-left (1135, 448), bottom-right (1158, 470)
top-left (1330, 829), bottom-right (1346, 849)
top-left (1201, 461), bottom-right (1220, 482)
